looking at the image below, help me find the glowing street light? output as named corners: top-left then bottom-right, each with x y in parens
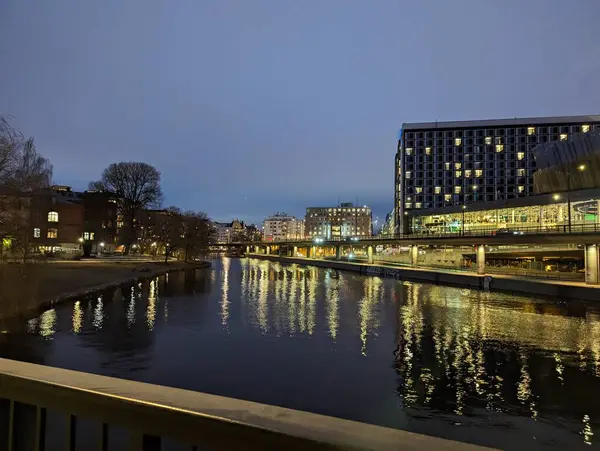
top-left (77, 237), bottom-right (83, 243)
top-left (553, 194), bottom-right (561, 201)
top-left (99, 242), bottom-right (105, 247)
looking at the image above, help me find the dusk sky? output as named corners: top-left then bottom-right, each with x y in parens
top-left (1, 0), bottom-right (599, 224)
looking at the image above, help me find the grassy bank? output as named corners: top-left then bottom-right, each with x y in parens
top-left (0, 260), bottom-right (209, 320)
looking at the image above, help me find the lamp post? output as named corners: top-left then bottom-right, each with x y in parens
top-left (461, 205), bottom-right (467, 236)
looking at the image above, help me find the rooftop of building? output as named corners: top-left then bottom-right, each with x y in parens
top-left (401, 114), bottom-right (600, 132)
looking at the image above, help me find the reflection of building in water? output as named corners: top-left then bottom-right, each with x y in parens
top-left (92, 297), bottom-right (104, 330)
top-left (359, 277), bottom-right (382, 356)
top-left (393, 283), bottom-right (600, 445)
top-left (220, 257), bottom-right (230, 328)
top-left (72, 300), bottom-right (83, 334)
top-left (324, 271), bottom-right (340, 341)
top-left (146, 279), bottom-right (157, 331)
top-left (39, 309), bottom-right (57, 339)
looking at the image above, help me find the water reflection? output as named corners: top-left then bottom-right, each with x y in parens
top-left (6, 258), bottom-right (600, 449)
top-left (92, 297), bottom-right (104, 330)
top-left (220, 258), bottom-right (230, 328)
top-left (38, 309), bottom-right (56, 339)
top-left (72, 300), bottom-right (83, 334)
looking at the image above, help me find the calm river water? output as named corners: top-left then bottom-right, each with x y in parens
top-left (1, 257), bottom-right (600, 449)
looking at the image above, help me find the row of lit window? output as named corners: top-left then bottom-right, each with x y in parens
top-left (407, 184), bottom-right (527, 199)
top-left (34, 228), bottom-right (57, 239)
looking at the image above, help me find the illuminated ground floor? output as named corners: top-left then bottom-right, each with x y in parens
top-left (407, 189), bottom-right (600, 234)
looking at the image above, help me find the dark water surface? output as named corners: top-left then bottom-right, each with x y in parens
top-left (1, 257), bottom-right (600, 450)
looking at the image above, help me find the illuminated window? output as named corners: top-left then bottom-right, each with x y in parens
top-left (527, 127), bottom-right (535, 135)
top-left (475, 169), bottom-right (483, 177)
top-left (454, 138), bottom-right (462, 146)
top-left (444, 194), bottom-right (452, 202)
top-left (518, 186), bottom-right (525, 193)
top-left (47, 228), bottom-right (58, 239)
top-left (517, 168), bottom-right (526, 176)
top-left (445, 162), bottom-right (451, 170)
top-left (415, 187), bottom-right (423, 194)
top-left (434, 186), bottom-right (441, 194)
top-left (455, 162), bottom-right (462, 169)
top-left (33, 228), bottom-right (40, 238)
top-left (415, 203), bottom-right (422, 209)
top-left (405, 171), bottom-right (411, 179)
top-left (405, 202), bottom-right (412, 209)
top-left (405, 148), bottom-right (413, 155)
top-left (495, 144), bottom-right (504, 153)
top-left (84, 232), bottom-right (90, 240)
top-left (455, 170), bottom-right (462, 177)
top-left (454, 186), bottom-right (462, 194)
top-left (425, 147), bottom-right (432, 155)
top-left (582, 125), bottom-right (590, 133)
top-left (485, 137), bottom-right (492, 145)
top-left (560, 134), bottom-right (568, 141)
top-left (48, 211), bottom-right (58, 222)
top-left (465, 170), bottom-right (472, 178)
top-left (517, 152), bottom-right (525, 160)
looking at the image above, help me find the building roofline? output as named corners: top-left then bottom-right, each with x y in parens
top-left (401, 114), bottom-right (600, 131)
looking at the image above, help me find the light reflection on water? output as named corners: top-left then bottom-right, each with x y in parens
top-left (7, 258), bottom-right (600, 449)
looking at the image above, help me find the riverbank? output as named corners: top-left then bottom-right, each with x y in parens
top-left (249, 254), bottom-right (600, 301)
top-left (0, 260), bottom-right (211, 320)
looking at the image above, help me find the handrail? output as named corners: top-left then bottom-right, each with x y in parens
top-left (0, 358), bottom-right (492, 450)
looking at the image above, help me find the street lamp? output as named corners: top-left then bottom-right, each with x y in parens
top-left (461, 205), bottom-right (467, 236)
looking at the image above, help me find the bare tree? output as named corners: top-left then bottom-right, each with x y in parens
top-left (181, 211), bottom-right (211, 261)
top-left (90, 162), bottom-right (163, 254)
top-left (0, 117), bottom-right (53, 261)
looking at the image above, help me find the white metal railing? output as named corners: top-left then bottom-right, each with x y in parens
top-left (0, 358), bottom-right (493, 451)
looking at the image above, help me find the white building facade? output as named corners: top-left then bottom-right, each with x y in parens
top-left (263, 213), bottom-right (305, 241)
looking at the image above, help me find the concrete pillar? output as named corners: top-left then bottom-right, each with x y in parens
top-left (311, 246), bottom-right (316, 259)
top-left (246, 245), bottom-right (250, 255)
top-left (293, 246), bottom-right (298, 257)
top-left (476, 245), bottom-right (486, 275)
top-left (596, 200), bottom-right (600, 226)
top-left (367, 245), bottom-right (374, 264)
top-left (585, 244), bottom-right (599, 285)
top-left (411, 245), bottom-right (419, 267)
top-left (266, 246), bottom-right (270, 255)
top-left (335, 245), bottom-right (341, 260)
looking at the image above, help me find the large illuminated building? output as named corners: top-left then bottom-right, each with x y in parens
top-left (406, 128), bottom-right (600, 234)
top-left (305, 203), bottom-right (372, 239)
top-left (395, 115), bottom-right (600, 233)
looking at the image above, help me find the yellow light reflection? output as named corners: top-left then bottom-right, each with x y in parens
top-left (146, 279), bottom-right (156, 331)
top-left (39, 309), bottom-right (57, 339)
top-left (72, 301), bottom-right (83, 334)
top-left (221, 257), bottom-right (230, 329)
top-left (325, 272), bottom-right (340, 341)
top-left (359, 277), bottom-right (382, 356)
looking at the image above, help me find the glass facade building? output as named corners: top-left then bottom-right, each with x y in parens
top-left (395, 115), bottom-right (600, 233)
top-left (408, 188), bottom-right (600, 235)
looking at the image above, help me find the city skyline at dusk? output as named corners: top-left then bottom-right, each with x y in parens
top-left (2, 0), bottom-right (600, 224)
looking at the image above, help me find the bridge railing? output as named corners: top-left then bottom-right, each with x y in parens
top-left (0, 358), bottom-right (489, 451)
top-left (229, 223), bottom-right (600, 245)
